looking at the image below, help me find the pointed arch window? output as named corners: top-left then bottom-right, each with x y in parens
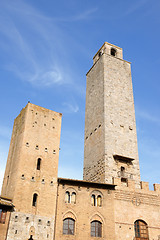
top-left (91, 220), bottom-right (102, 237)
top-left (63, 218), bottom-right (75, 235)
top-left (134, 220), bottom-right (149, 239)
top-left (32, 193), bottom-right (38, 207)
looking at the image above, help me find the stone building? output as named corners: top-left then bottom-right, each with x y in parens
top-left (1, 42), bottom-right (160, 240)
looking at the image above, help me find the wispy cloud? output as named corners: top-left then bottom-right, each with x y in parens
top-left (136, 108), bottom-right (160, 125)
top-left (62, 102), bottom-right (79, 113)
top-left (124, 0), bottom-right (149, 16)
top-left (0, 1), bottom-right (95, 89)
top-left (52, 8), bottom-right (98, 22)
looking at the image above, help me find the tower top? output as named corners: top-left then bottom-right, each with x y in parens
top-left (93, 42), bottom-right (123, 64)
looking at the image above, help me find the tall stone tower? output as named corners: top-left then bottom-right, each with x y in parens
top-left (83, 42), bottom-right (140, 187)
top-left (1, 103), bottom-right (62, 240)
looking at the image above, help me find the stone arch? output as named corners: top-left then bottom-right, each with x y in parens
top-left (90, 212), bottom-right (105, 224)
top-left (90, 190), bottom-right (103, 206)
top-left (65, 187), bottom-right (77, 194)
top-left (63, 210), bottom-right (77, 221)
top-left (65, 188), bottom-right (77, 204)
top-left (90, 190), bottom-right (103, 197)
top-left (134, 219), bottom-right (149, 239)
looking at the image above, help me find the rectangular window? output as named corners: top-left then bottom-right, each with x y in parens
top-left (0, 210), bottom-right (7, 224)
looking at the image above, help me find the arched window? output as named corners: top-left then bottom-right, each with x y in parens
top-left (65, 191), bottom-right (70, 203)
top-left (97, 195), bottom-right (102, 207)
top-left (63, 218), bottom-right (75, 235)
top-left (134, 220), bottom-right (149, 239)
top-left (111, 48), bottom-right (116, 56)
top-left (91, 194), bottom-right (96, 206)
top-left (32, 193), bottom-right (38, 207)
top-left (71, 192), bottom-right (76, 204)
top-left (37, 158), bottom-right (41, 170)
top-left (91, 220), bottom-right (102, 237)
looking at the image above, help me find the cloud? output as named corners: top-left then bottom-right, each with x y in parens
top-left (52, 8), bottom-right (98, 22)
top-left (62, 102), bottom-right (79, 113)
top-left (124, 0), bottom-right (149, 16)
top-left (136, 108), bottom-right (160, 125)
top-left (0, 1), bottom-right (96, 89)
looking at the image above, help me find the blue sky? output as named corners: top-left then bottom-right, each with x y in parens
top-left (0, 0), bottom-right (160, 190)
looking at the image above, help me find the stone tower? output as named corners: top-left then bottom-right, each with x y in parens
top-left (83, 42), bottom-right (140, 187)
top-left (1, 103), bottom-right (62, 239)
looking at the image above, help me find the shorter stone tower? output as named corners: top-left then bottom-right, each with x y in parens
top-left (1, 103), bottom-right (62, 240)
top-left (83, 42), bottom-right (140, 187)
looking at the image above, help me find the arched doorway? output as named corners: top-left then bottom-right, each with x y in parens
top-left (134, 220), bottom-right (149, 240)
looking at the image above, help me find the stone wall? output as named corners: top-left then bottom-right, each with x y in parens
top-left (7, 212), bottom-right (54, 240)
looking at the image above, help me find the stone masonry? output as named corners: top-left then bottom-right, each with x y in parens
top-left (83, 42), bottom-right (140, 188)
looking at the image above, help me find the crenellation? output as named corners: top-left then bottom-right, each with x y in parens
top-left (154, 183), bottom-right (160, 192)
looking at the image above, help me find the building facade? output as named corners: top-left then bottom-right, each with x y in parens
top-left (1, 42), bottom-right (160, 240)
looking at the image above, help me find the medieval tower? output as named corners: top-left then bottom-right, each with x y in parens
top-left (1, 103), bottom-right (62, 239)
top-left (1, 42), bottom-right (160, 240)
top-left (83, 42), bottom-right (140, 187)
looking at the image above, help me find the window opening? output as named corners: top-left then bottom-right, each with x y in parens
top-left (42, 179), bottom-right (45, 184)
top-left (134, 220), bottom-right (149, 240)
top-left (120, 166), bottom-right (125, 177)
top-left (32, 193), bottom-right (38, 207)
top-left (38, 219), bottom-right (42, 224)
top-left (97, 195), bottom-right (102, 207)
top-left (91, 194), bottom-right (96, 206)
top-left (0, 210), bottom-right (7, 224)
top-left (63, 218), bottom-right (75, 235)
top-left (91, 220), bottom-right (102, 237)
top-left (47, 221), bottom-right (50, 226)
top-left (7, 175), bottom-right (9, 186)
top-left (71, 192), bottom-right (76, 204)
top-left (111, 48), bottom-right (116, 56)
top-left (65, 191), bottom-right (70, 203)
top-left (37, 158), bottom-right (41, 170)
top-left (98, 51), bottom-right (102, 57)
